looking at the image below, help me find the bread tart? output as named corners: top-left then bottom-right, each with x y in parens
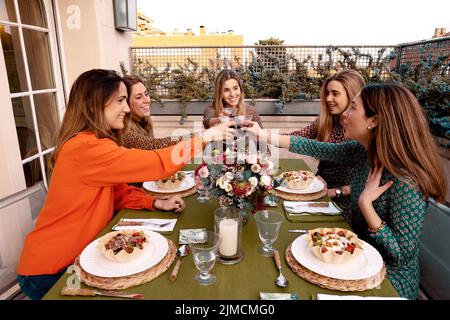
top-left (98, 230), bottom-right (147, 263)
top-left (280, 170), bottom-right (315, 190)
top-left (306, 227), bottom-right (363, 264)
top-left (155, 171), bottom-right (186, 190)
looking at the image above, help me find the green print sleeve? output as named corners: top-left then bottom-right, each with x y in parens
top-left (288, 135), bottom-right (363, 164)
top-left (369, 178), bottom-right (427, 265)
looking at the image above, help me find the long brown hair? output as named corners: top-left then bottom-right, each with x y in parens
top-left (122, 75), bottom-right (154, 137)
top-left (361, 83), bottom-right (447, 202)
top-left (317, 70), bottom-right (365, 141)
top-left (212, 69), bottom-right (246, 116)
top-left (52, 69), bottom-right (124, 165)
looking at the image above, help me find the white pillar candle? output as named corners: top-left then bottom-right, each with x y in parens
top-left (218, 218), bottom-right (238, 256)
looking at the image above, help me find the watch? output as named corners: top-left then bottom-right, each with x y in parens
top-left (335, 187), bottom-right (344, 198)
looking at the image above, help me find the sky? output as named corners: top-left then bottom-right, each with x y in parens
top-left (137, 0), bottom-right (450, 45)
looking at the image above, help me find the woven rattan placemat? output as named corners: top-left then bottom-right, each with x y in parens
top-left (270, 188), bottom-right (327, 201)
top-left (285, 244), bottom-right (386, 292)
top-left (144, 186), bottom-right (197, 198)
top-left (74, 239), bottom-right (177, 290)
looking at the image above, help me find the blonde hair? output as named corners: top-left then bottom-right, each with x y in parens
top-left (122, 75), bottom-right (154, 137)
top-left (52, 69), bottom-right (124, 165)
top-left (361, 83), bottom-right (447, 203)
top-left (212, 69), bottom-right (246, 116)
top-left (317, 70), bottom-right (365, 141)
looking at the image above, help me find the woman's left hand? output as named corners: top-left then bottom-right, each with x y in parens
top-left (154, 195), bottom-right (186, 213)
top-left (359, 165), bottom-right (393, 206)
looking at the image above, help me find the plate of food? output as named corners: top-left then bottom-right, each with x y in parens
top-left (290, 228), bottom-right (383, 280)
top-left (275, 170), bottom-right (325, 194)
top-left (143, 171), bottom-right (195, 193)
top-left (79, 230), bottom-right (168, 277)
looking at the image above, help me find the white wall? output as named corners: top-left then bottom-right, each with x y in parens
top-left (57, 0), bottom-right (132, 89)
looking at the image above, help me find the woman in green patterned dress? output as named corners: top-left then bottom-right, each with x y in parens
top-left (243, 83), bottom-right (447, 299)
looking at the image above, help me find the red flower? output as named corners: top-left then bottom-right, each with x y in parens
top-left (232, 181), bottom-right (251, 197)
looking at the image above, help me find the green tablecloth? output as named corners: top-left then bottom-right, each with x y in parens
top-left (43, 159), bottom-right (398, 300)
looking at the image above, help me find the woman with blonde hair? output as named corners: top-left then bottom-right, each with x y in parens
top-left (203, 69), bottom-right (263, 129)
top-left (289, 70), bottom-right (365, 220)
top-left (16, 69), bottom-right (234, 299)
top-left (243, 83), bottom-right (447, 299)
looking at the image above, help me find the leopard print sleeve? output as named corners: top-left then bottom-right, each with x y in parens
top-left (123, 130), bottom-right (191, 151)
top-left (203, 104), bottom-right (216, 129)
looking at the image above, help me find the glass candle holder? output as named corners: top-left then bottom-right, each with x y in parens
top-left (214, 206), bottom-right (244, 265)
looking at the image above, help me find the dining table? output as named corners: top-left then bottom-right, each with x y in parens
top-left (43, 159), bottom-right (399, 300)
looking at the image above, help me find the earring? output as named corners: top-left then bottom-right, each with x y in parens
top-left (367, 126), bottom-right (372, 131)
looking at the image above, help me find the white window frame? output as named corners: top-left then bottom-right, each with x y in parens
top-left (0, 0), bottom-right (66, 190)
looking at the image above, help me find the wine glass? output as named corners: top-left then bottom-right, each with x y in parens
top-left (195, 176), bottom-right (210, 203)
top-left (254, 210), bottom-right (283, 256)
top-left (189, 230), bottom-right (219, 285)
top-left (223, 107), bottom-right (237, 117)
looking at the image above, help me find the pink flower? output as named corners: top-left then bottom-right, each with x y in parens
top-left (198, 166), bottom-right (209, 178)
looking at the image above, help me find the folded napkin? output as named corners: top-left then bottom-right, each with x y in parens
top-left (112, 218), bottom-right (177, 233)
top-left (283, 201), bottom-right (342, 215)
top-left (317, 293), bottom-right (407, 300)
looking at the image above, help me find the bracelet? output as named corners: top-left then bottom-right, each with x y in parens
top-left (368, 220), bottom-right (386, 233)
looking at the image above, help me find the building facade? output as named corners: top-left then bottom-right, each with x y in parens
top-left (132, 12), bottom-right (244, 70)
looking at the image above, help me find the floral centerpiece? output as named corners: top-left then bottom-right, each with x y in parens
top-left (194, 147), bottom-right (275, 215)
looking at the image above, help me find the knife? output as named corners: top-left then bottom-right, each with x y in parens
top-left (284, 202), bottom-right (330, 208)
top-left (61, 287), bottom-right (144, 299)
top-left (116, 220), bottom-right (171, 227)
top-left (288, 229), bottom-right (308, 233)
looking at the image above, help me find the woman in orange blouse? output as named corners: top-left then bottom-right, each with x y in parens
top-left (16, 69), bottom-right (234, 300)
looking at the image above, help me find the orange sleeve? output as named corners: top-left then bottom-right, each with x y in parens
top-left (76, 137), bottom-right (203, 186)
top-left (113, 183), bottom-right (155, 211)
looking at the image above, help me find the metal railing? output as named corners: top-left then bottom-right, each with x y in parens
top-left (130, 39), bottom-right (449, 97)
top-left (131, 44), bottom-right (396, 73)
top-left (396, 36), bottom-right (450, 75)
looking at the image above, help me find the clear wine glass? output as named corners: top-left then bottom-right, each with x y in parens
top-left (223, 107), bottom-right (237, 117)
top-left (196, 186), bottom-right (210, 203)
top-left (254, 210), bottom-right (283, 256)
top-left (189, 230), bottom-right (219, 285)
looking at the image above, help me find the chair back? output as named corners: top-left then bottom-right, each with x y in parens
top-left (419, 199), bottom-right (450, 299)
top-left (0, 182), bottom-right (47, 298)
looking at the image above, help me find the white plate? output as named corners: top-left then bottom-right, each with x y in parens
top-left (143, 175), bottom-right (195, 193)
top-left (79, 231), bottom-right (168, 277)
top-left (276, 177), bottom-right (325, 194)
top-left (290, 234), bottom-right (383, 280)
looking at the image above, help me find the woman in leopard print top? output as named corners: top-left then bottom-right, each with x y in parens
top-left (122, 76), bottom-right (193, 187)
top-left (244, 83), bottom-right (447, 299)
top-left (288, 70), bottom-right (365, 221)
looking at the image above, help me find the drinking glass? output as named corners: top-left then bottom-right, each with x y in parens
top-left (195, 176), bottom-right (210, 203)
top-left (196, 186), bottom-right (210, 203)
top-left (189, 230), bottom-right (219, 285)
top-left (254, 210), bottom-right (283, 256)
top-left (223, 107), bottom-right (237, 117)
